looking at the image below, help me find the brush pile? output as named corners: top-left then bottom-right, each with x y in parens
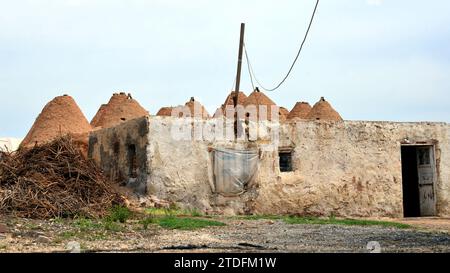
top-left (0, 135), bottom-right (124, 219)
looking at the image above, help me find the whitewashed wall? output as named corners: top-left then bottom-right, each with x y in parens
top-left (90, 116), bottom-right (450, 218)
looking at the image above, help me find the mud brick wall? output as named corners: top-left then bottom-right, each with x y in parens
top-left (255, 121), bottom-right (450, 217)
top-left (89, 116), bottom-right (450, 218)
top-left (88, 117), bottom-right (150, 193)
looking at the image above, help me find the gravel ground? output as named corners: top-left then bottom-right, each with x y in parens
top-left (0, 216), bottom-right (449, 253)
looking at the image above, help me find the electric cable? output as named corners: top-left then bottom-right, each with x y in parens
top-left (244, 0), bottom-right (319, 92)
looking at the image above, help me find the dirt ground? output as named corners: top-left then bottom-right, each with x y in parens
top-left (395, 217), bottom-right (450, 233)
top-left (1, 216), bottom-right (449, 253)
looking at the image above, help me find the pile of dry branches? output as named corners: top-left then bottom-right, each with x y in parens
top-left (0, 136), bottom-right (124, 219)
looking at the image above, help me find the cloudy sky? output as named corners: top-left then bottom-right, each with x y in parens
top-left (1, 0), bottom-right (449, 137)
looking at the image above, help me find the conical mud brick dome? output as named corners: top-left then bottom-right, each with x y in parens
top-left (214, 91), bottom-right (247, 118)
top-left (183, 97), bottom-right (210, 119)
top-left (287, 101), bottom-right (312, 120)
top-left (90, 104), bottom-right (107, 126)
top-left (243, 88), bottom-right (279, 121)
top-left (306, 97), bottom-right (343, 121)
top-left (91, 92), bottom-right (148, 129)
top-left (279, 107), bottom-right (290, 121)
top-left (212, 107), bottom-right (224, 118)
top-left (222, 91), bottom-right (247, 111)
top-left (156, 107), bottom-right (174, 117)
top-left (279, 107), bottom-right (290, 117)
top-left (21, 95), bottom-right (92, 148)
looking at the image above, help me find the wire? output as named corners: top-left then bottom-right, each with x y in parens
top-left (244, 44), bottom-right (255, 91)
top-left (230, 76), bottom-right (236, 92)
top-left (245, 0), bottom-right (319, 92)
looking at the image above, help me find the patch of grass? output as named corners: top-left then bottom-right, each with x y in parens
top-left (156, 217), bottom-right (225, 230)
top-left (58, 216), bottom-right (125, 242)
top-left (102, 220), bottom-right (124, 232)
top-left (74, 217), bottom-right (124, 232)
top-left (106, 205), bottom-right (132, 223)
top-left (60, 229), bottom-right (108, 241)
top-left (145, 207), bottom-right (175, 216)
top-left (145, 207), bottom-right (203, 217)
top-left (59, 231), bottom-right (77, 239)
top-left (234, 215), bottom-right (283, 221)
top-left (234, 214), bottom-right (411, 229)
top-left (187, 208), bottom-right (203, 217)
top-left (61, 216), bottom-right (124, 241)
top-left (284, 216), bottom-right (412, 229)
top-left (139, 216), bottom-right (157, 230)
top-left (73, 217), bottom-right (102, 232)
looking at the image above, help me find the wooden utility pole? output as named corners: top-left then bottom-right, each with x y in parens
top-left (233, 23), bottom-right (245, 139)
top-left (233, 23), bottom-right (245, 107)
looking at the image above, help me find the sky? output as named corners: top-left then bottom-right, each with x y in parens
top-left (0, 0), bottom-right (449, 138)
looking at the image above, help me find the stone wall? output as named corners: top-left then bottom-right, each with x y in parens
top-left (144, 116), bottom-right (261, 214)
top-left (88, 117), bottom-right (149, 193)
top-left (89, 115), bottom-right (450, 218)
top-left (255, 121), bottom-right (450, 218)
top-left (145, 116), bottom-right (214, 211)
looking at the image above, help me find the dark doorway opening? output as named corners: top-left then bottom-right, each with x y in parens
top-left (401, 146), bottom-right (420, 217)
top-left (128, 144), bottom-right (138, 178)
top-left (401, 145), bottom-right (437, 217)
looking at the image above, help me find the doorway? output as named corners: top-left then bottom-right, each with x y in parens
top-left (127, 144), bottom-right (138, 179)
top-left (401, 145), bottom-right (437, 217)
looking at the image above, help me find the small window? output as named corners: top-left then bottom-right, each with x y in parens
top-left (279, 151), bottom-right (293, 172)
top-left (128, 144), bottom-right (138, 178)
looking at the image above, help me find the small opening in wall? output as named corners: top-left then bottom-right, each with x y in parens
top-left (279, 151), bottom-right (293, 172)
top-left (128, 144), bottom-right (137, 178)
top-left (113, 141), bottom-right (120, 155)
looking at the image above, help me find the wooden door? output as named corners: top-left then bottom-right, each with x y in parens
top-left (416, 146), bottom-right (437, 216)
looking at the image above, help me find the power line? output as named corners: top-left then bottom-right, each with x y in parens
top-left (244, 0), bottom-right (320, 92)
top-left (230, 76), bottom-right (236, 92)
top-left (244, 43), bottom-right (255, 91)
